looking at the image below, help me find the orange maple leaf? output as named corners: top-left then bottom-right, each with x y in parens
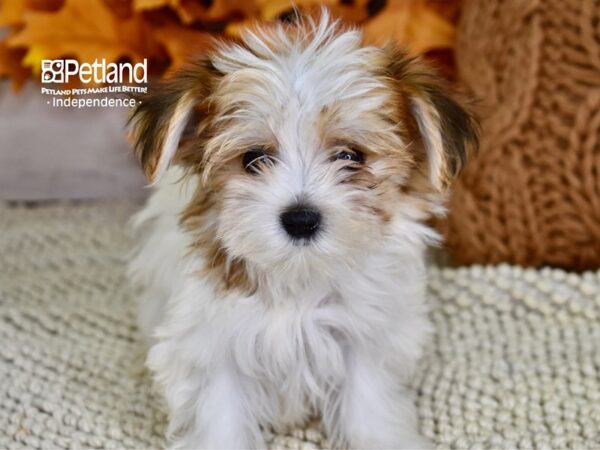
top-left (362, 0), bottom-right (455, 54)
top-left (132, 0), bottom-right (204, 25)
top-left (133, 0), bottom-right (257, 24)
top-left (26, 0), bottom-right (64, 11)
top-left (102, 0), bottom-right (133, 19)
top-left (0, 0), bottom-right (27, 25)
top-left (188, 0), bottom-right (258, 22)
top-left (0, 41), bottom-right (31, 90)
top-left (225, 0), bottom-right (345, 38)
top-left (133, 0), bottom-right (168, 9)
top-left (155, 24), bottom-right (214, 73)
top-left (158, 0), bottom-right (210, 25)
top-left (0, 0), bottom-right (65, 25)
top-left (8, 0), bottom-right (159, 66)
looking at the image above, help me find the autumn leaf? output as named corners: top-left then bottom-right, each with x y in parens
top-left (22, 45), bottom-right (46, 74)
top-left (0, 0), bottom-right (27, 25)
top-left (191, 0), bottom-right (257, 22)
top-left (133, 0), bottom-right (256, 24)
top-left (132, 0), bottom-right (168, 10)
top-left (0, 0), bottom-right (460, 89)
top-left (327, 0), bottom-right (371, 24)
top-left (363, 0), bottom-right (454, 54)
top-left (256, 0), bottom-right (296, 20)
top-left (26, 0), bottom-right (64, 11)
top-left (133, 0), bottom-right (193, 24)
top-left (155, 24), bottom-right (214, 73)
top-left (8, 0), bottom-right (159, 65)
top-left (102, 0), bottom-right (132, 19)
top-left (0, 0), bottom-right (65, 25)
top-left (427, 0), bottom-right (461, 23)
top-left (225, 0), bottom-right (341, 38)
top-left (0, 41), bottom-right (31, 90)
top-left (223, 0), bottom-right (284, 38)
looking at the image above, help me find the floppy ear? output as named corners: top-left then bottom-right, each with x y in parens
top-left (384, 46), bottom-right (479, 191)
top-left (129, 59), bottom-right (220, 183)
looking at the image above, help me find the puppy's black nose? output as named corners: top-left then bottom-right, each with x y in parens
top-left (280, 205), bottom-right (321, 239)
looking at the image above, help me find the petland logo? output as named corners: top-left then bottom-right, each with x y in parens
top-left (40, 59), bottom-right (148, 108)
top-left (41, 59), bottom-right (147, 84)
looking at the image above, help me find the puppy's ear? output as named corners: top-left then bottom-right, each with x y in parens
top-left (384, 45), bottom-right (478, 191)
top-left (129, 59), bottom-right (220, 183)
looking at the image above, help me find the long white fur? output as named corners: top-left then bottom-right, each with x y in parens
top-left (150, 93), bottom-right (196, 183)
top-left (410, 97), bottom-right (445, 191)
top-left (130, 12), bottom-right (436, 449)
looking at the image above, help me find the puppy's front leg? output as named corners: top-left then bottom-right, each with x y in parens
top-left (324, 348), bottom-right (431, 450)
top-left (164, 362), bottom-right (265, 449)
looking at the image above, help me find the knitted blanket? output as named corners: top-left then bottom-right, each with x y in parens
top-left (442, 0), bottom-right (600, 270)
top-left (0, 203), bottom-right (599, 449)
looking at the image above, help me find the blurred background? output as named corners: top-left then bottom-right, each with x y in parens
top-left (0, 0), bottom-right (458, 199)
top-left (0, 0), bottom-right (599, 270)
top-left (0, 0), bottom-right (459, 200)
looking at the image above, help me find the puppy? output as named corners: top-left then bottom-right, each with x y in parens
top-left (128, 10), bottom-right (477, 449)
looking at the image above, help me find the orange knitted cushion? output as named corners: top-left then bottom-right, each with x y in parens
top-left (441, 0), bottom-right (600, 270)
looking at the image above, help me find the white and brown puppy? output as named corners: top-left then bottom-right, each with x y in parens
top-left (128, 10), bottom-right (477, 449)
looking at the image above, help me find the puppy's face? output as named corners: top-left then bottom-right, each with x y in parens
top-left (130, 15), bottom-right (477, 291)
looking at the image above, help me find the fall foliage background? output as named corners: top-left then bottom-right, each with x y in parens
top-left (0, 0), bottom-right (461, 91)
top-left (0, 0), bottom-right (462, 200)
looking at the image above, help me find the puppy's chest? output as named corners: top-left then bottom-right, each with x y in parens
top-left (232, 296), bottom-right (349, 387)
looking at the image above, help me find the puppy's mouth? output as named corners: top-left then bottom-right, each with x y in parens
top-left (279, 203), bottom-right (322, 244)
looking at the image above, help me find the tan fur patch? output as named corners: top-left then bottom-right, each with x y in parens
top-left (377, 44), bottom-right (478, 192)
top-left (182, 198), bottom-right (255, 295)
top-left (129, 58), bottom-right (222, 181)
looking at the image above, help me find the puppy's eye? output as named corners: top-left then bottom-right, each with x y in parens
top-left (335, 149), bottom-right (365, 164)
top-left (243, 148), bottom-right (273, 174)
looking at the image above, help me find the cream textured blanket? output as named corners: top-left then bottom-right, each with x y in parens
top-left (0, 203), bottom-right (599, 450)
